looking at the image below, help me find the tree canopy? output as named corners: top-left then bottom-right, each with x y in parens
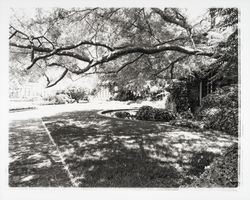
top-left (9, 8), bottom-right (238, 89)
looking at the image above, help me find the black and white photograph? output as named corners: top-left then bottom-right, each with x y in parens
top-left (1, 0), bottom-right (250, 199)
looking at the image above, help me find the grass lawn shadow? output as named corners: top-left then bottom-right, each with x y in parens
top-left (42, 110), bottom-right (237, 187)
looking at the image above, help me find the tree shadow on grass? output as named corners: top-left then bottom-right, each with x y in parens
top-left (43, 110), bottom-right (237, 187)
top-left (9, 119), bottom-right (72, 187)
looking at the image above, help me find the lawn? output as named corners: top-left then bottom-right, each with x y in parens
top-left (41, 110), bottom-right (237, 187)
top-left (9, 119), bottom-right (72, 187)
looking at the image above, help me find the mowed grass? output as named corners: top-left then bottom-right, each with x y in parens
top-left (42, 110), bottom-right (237, 187)
top-left (9, 119), bottom-right (72, 187)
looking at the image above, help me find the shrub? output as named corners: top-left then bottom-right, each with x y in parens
top-left (189, 151), bottom-right (219, 176)
top-left (43, 93), bottom-right (71, 104)
top-left (203, 108), bottom-right (238, 135)
top-left (135, 106), bottom-right (176, 122)
top-left (179, 110), bottom-right (194, 119)
top-left (54, 94), bottom-right (71, 104)
top-left (66, 87), bottom-right (88, 103)
top-left (114, 90), bottom-right (140, 101)
top-left (114, 111), bottom-right (131, 119)
top-left (168, 80), bottom-right (190, 113)
top-left (135, 106), bottom-right (155, 120)
top-left (189, 144), bottom-right (238, 187)
top-left (197, 85), bottom-right (238, 136)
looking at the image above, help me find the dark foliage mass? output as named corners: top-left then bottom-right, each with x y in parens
top-left (188, 151), bottom-right (219, 177)
top-left (190, 144), bottom-right (238, 187)
top-left (197, 85), bottom-right (238, 136)
top-left (168, 80), bottom-right (190, 113)
top-left (114, 89), bottom-right (142, 101)
top-left (135, 106), bottom-right (176, 122)
top-left (114, 111), bottom-right (131, 119)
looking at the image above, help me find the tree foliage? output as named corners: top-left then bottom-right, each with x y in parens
top-left (9, 8), bottom-right (238, 89)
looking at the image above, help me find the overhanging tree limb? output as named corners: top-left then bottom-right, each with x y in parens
top-left (46, 68), bottom-right (69, 88)
top-left (10, 39), bottom-right (217, 74)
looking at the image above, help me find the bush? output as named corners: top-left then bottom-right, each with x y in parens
top-left (168, 80), bottom-right (190, 113)
top-left (114, 111), bottom-right (131, 119)
top-left (179, 110), bottom-right (194, 119)
top-left (135, 106), bottom-right (176, 122)
top-left (189, 151), bottom-right (219, 176)
top-left (54, 94), bottom-right (71, 104)
top-left (190, 144), bottom-right (238, 187)
top-left (66, 87), bottom-right (88, 103)
top-left (197, 85), bottom-right (238, 136)
top-left (114, 90), bottom-right (141, 101)
top-left (43, 88), bottom-right (87, 105)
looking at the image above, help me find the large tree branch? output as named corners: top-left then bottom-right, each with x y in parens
top-left (46, 68), bottom-right (69, 88)
top-left (89, 44), bottom-right (214, 69)
top-left (10, 40), bottom-right (217, 74)
top-left (59, 40), bottom-right (114, 51)
top-left (10, 42), bottom-right (92, 63)
top-left (47, 62), bottom-right (92, 75)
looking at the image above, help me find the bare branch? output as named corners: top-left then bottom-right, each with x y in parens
top-left (10, 42), bottom-right (92, 63)
top-left (26, 48), bottom-right (60, 70)
top-left (116, 54), bottom-right (144, 73)
top-left (9, 26), bottom-right (29, 39)
top-left (153, 55), bottom-right (189, 77)
top-left (59, 40), bottom-right (114, 51)
top-left (9, 31), bottom-right (18, 40)
top-left (34, 36), bottom-right (55, 49)
top-left (46, 69), bottom-right (68, 88)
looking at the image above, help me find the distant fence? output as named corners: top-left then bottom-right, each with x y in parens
top-left (9, 86), bottom-right (47, 100)
top-left (92, 87), bottom-right (111, 101)
top-left (10, 85), bottom-right (112, 102)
